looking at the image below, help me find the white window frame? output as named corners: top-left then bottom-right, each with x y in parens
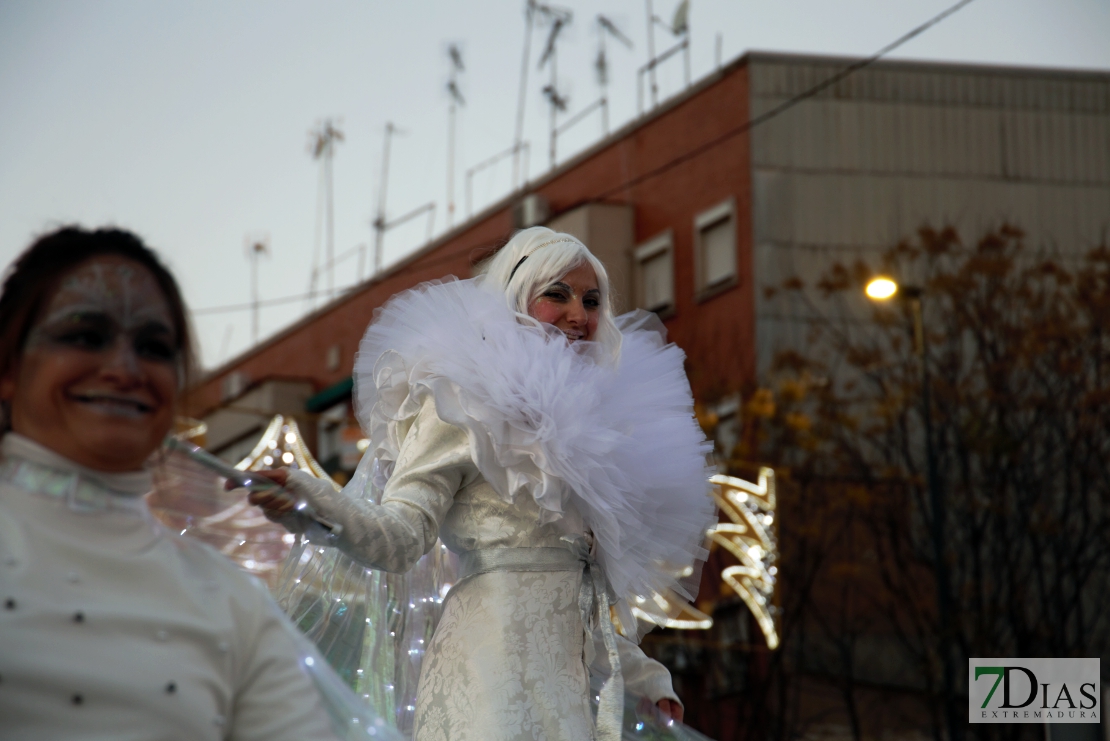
top-left (693, 198), bottom-right (738, 299)
top-left (633, 230), bottom-right (675, 314)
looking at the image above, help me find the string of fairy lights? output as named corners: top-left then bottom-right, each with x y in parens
top-left (156, 413), bottom-right (780, 647)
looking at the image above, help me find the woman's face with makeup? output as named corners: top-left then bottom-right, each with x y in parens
top-left (0, 256), bottom-right (180, 472)
top-left (528, 262), bottom-right (601, 343)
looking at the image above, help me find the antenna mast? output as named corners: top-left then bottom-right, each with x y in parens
top-left (596, 15), bottom-right (633, 135)
top-left (638, 1), bottom-right (691, 114)
top-left (308, 119), bottom-right (344, 300)
top-left (446, 45), bottom-right (465, 230)
top-left (371, 122), bottom-right (397, 276)
top-left (244, 233), bottom-right (270, 343)
top-left (512, 1), bottom-right (537, 190)
top-left (548, 16), bottom-right (630, 155)
top-left (537, 4), bottom-right (572, 169)
top-left (370, 123), bottom-right (436, 273)
top-left (644, 0), bottom-right (658, 107)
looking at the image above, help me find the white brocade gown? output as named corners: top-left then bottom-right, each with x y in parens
top-left (298, 396), bottom-right (679, 741)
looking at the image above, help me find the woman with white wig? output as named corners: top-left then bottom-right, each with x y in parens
top-left (252, 226), bottom-right (716, 740)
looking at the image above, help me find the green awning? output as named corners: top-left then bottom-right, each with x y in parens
top-left (305, 376), bottom-right (353, 413)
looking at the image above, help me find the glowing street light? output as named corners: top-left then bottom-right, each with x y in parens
top-left (865, 276), bottom-right (899, 301)
top-left (862, 272), bottom-right (954, 730)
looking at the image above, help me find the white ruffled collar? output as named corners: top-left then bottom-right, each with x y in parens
top-left (0, 433), bottom-right (153, 513)
top-left (351, 277), bottom-right (716, 636)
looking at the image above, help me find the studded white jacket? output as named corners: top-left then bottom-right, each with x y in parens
top-left (0, 433), bottom-right (339, 741)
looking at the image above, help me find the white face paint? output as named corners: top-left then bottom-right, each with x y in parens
top-left (25, 260), bottom-right (180, 402)
top-left (3, 255), bottom-right (182, 472)
top-left (34, 261), bottom-right (173, 336)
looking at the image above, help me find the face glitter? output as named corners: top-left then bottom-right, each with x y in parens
top-left (25, 261), bottom-right (179, 383)
top-left (3, 256), bottom-right (183, 472)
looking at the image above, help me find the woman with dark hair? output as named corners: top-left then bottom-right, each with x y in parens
top-left (0, 226), bottom-right (359, 740)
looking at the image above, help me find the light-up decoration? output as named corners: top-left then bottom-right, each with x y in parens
top-left (708, 469), bottom-right (779, 649)
top-left (631, 588), bottom-right (714, 630)
top-left (236, 414), bottom-right (334, 480)
top-left (150, 414), bottom-right (338, 590)
top-left (622, 469), bottom-right (780, 637)
top-left (174, 417), bottom-right (208, 445)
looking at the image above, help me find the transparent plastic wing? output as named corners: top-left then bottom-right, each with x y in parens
top-left (274, 452), bottom-right (458, 738)
top-left (147, 440), bottom-right (404, 740)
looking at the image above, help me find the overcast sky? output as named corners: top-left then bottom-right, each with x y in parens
top-left (2, 0), bottom-right (1107, 369)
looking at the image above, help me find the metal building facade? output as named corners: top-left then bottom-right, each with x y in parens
top-left (749, 52), bottom-right (1110, 375)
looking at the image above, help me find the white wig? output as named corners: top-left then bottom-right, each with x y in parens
top-left (480, 226), bottom-right (622, 363)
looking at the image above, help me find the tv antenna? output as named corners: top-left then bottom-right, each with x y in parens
top-left (549, 14), bottom-right (631, 156)
top-left (307, 119), bottom-right (344, 303)
top-left (446, 44), bottom-right (465, 229)
top-left (511, 2), bottom-right (533, 191)
top-left (371, 122), bottom-right (436, 275)
top-left (371, 122), bottom-right (399, 277)
top-left (537, 4), bottom-right (573, 168)
top-left (244, 232), bottom-right (270, 343)
top-left (640, 0), bottom-right (690, 113)
top-left (511, 2), bottom-right (572, 182)
top-left (595, 15), bottom-right (632, 134)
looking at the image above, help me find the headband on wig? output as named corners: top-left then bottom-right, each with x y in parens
top-left (506, 236), bottom-right (583, 285)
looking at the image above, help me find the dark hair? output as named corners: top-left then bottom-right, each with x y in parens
top-left (0, 225), bottom-right (196, 399)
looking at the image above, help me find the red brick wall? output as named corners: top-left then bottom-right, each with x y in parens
top-left (187, 60), bottom-right (754, 417)
top-left (537, 63), bottom-right (755, 403)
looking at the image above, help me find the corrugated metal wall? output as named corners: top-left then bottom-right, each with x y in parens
top-left (749, 53), bottom-right (1110, 376)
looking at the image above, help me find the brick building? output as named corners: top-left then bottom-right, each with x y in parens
top-left (186, 52), bottom-right (1110, 740)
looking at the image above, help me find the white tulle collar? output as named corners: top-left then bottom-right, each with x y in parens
top-left (351, 277), bottom-right (716, 635)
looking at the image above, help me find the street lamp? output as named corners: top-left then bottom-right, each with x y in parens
top-left (864, 276), bottom-right (898, 301)
top-left (864, 276), bottom-right (958, 741)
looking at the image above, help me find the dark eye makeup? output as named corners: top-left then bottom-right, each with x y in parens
top-left (133, 332), bottom-right (177, 362)
top-left (542, 282), bottom-right (572, 302)
top-left (40, 312), bottom-right (178, 363)
top-left (541, 283), bottom-right (601, 310)
top-left (46, 314), bottom-right (114, 351)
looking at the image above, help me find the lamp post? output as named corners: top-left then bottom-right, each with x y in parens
top-left (865, 277), bottom-right (958, 741)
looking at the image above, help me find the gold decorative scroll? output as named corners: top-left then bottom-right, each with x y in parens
top-left (631, 588), bottom-right (714, 630)
top-left (708, 470), bottom-right (779, 649)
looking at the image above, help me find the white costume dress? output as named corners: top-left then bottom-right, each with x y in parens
top-left (286, 278), bottom-right (716, 741)
top-left (0, 433), bottom-right (372, 741)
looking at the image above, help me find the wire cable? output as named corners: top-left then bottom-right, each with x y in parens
top-left (589, 0), bottom-right (976, 202)
top-left (192, 0), bottom-right (974, 318)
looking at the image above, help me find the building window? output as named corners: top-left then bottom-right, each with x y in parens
top-left (709, 394), bottom-right (741, 467)
top-left (325, 344), bottom-right (342, 372)
top-left (694, 199), bottom-right (737, 297)
top-left (633, 231), bottom-right (674, 314)
top-left (220, 371), bottom-right (249, 402)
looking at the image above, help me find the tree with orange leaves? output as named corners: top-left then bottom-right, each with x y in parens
top-left (733, 226), bottom-right (1110, 741)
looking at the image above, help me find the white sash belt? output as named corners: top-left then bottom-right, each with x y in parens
top-left (455, 540), bottom-right (625, 741)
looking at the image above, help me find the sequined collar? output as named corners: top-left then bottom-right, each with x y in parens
top-left (0, 434), bottom-right (153, 514)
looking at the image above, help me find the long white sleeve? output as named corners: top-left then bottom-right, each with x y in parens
top-left (293, 397), bottom-right (477, 573)
top-left (588, 631), bottom-right (681, 706)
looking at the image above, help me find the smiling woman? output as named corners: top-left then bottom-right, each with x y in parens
top-left (0, 233), bottom-right (193, 471)
top-left (0, 226), bottom-right (380, 740)
top-left (256, 227), bottom-right (716, 740)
